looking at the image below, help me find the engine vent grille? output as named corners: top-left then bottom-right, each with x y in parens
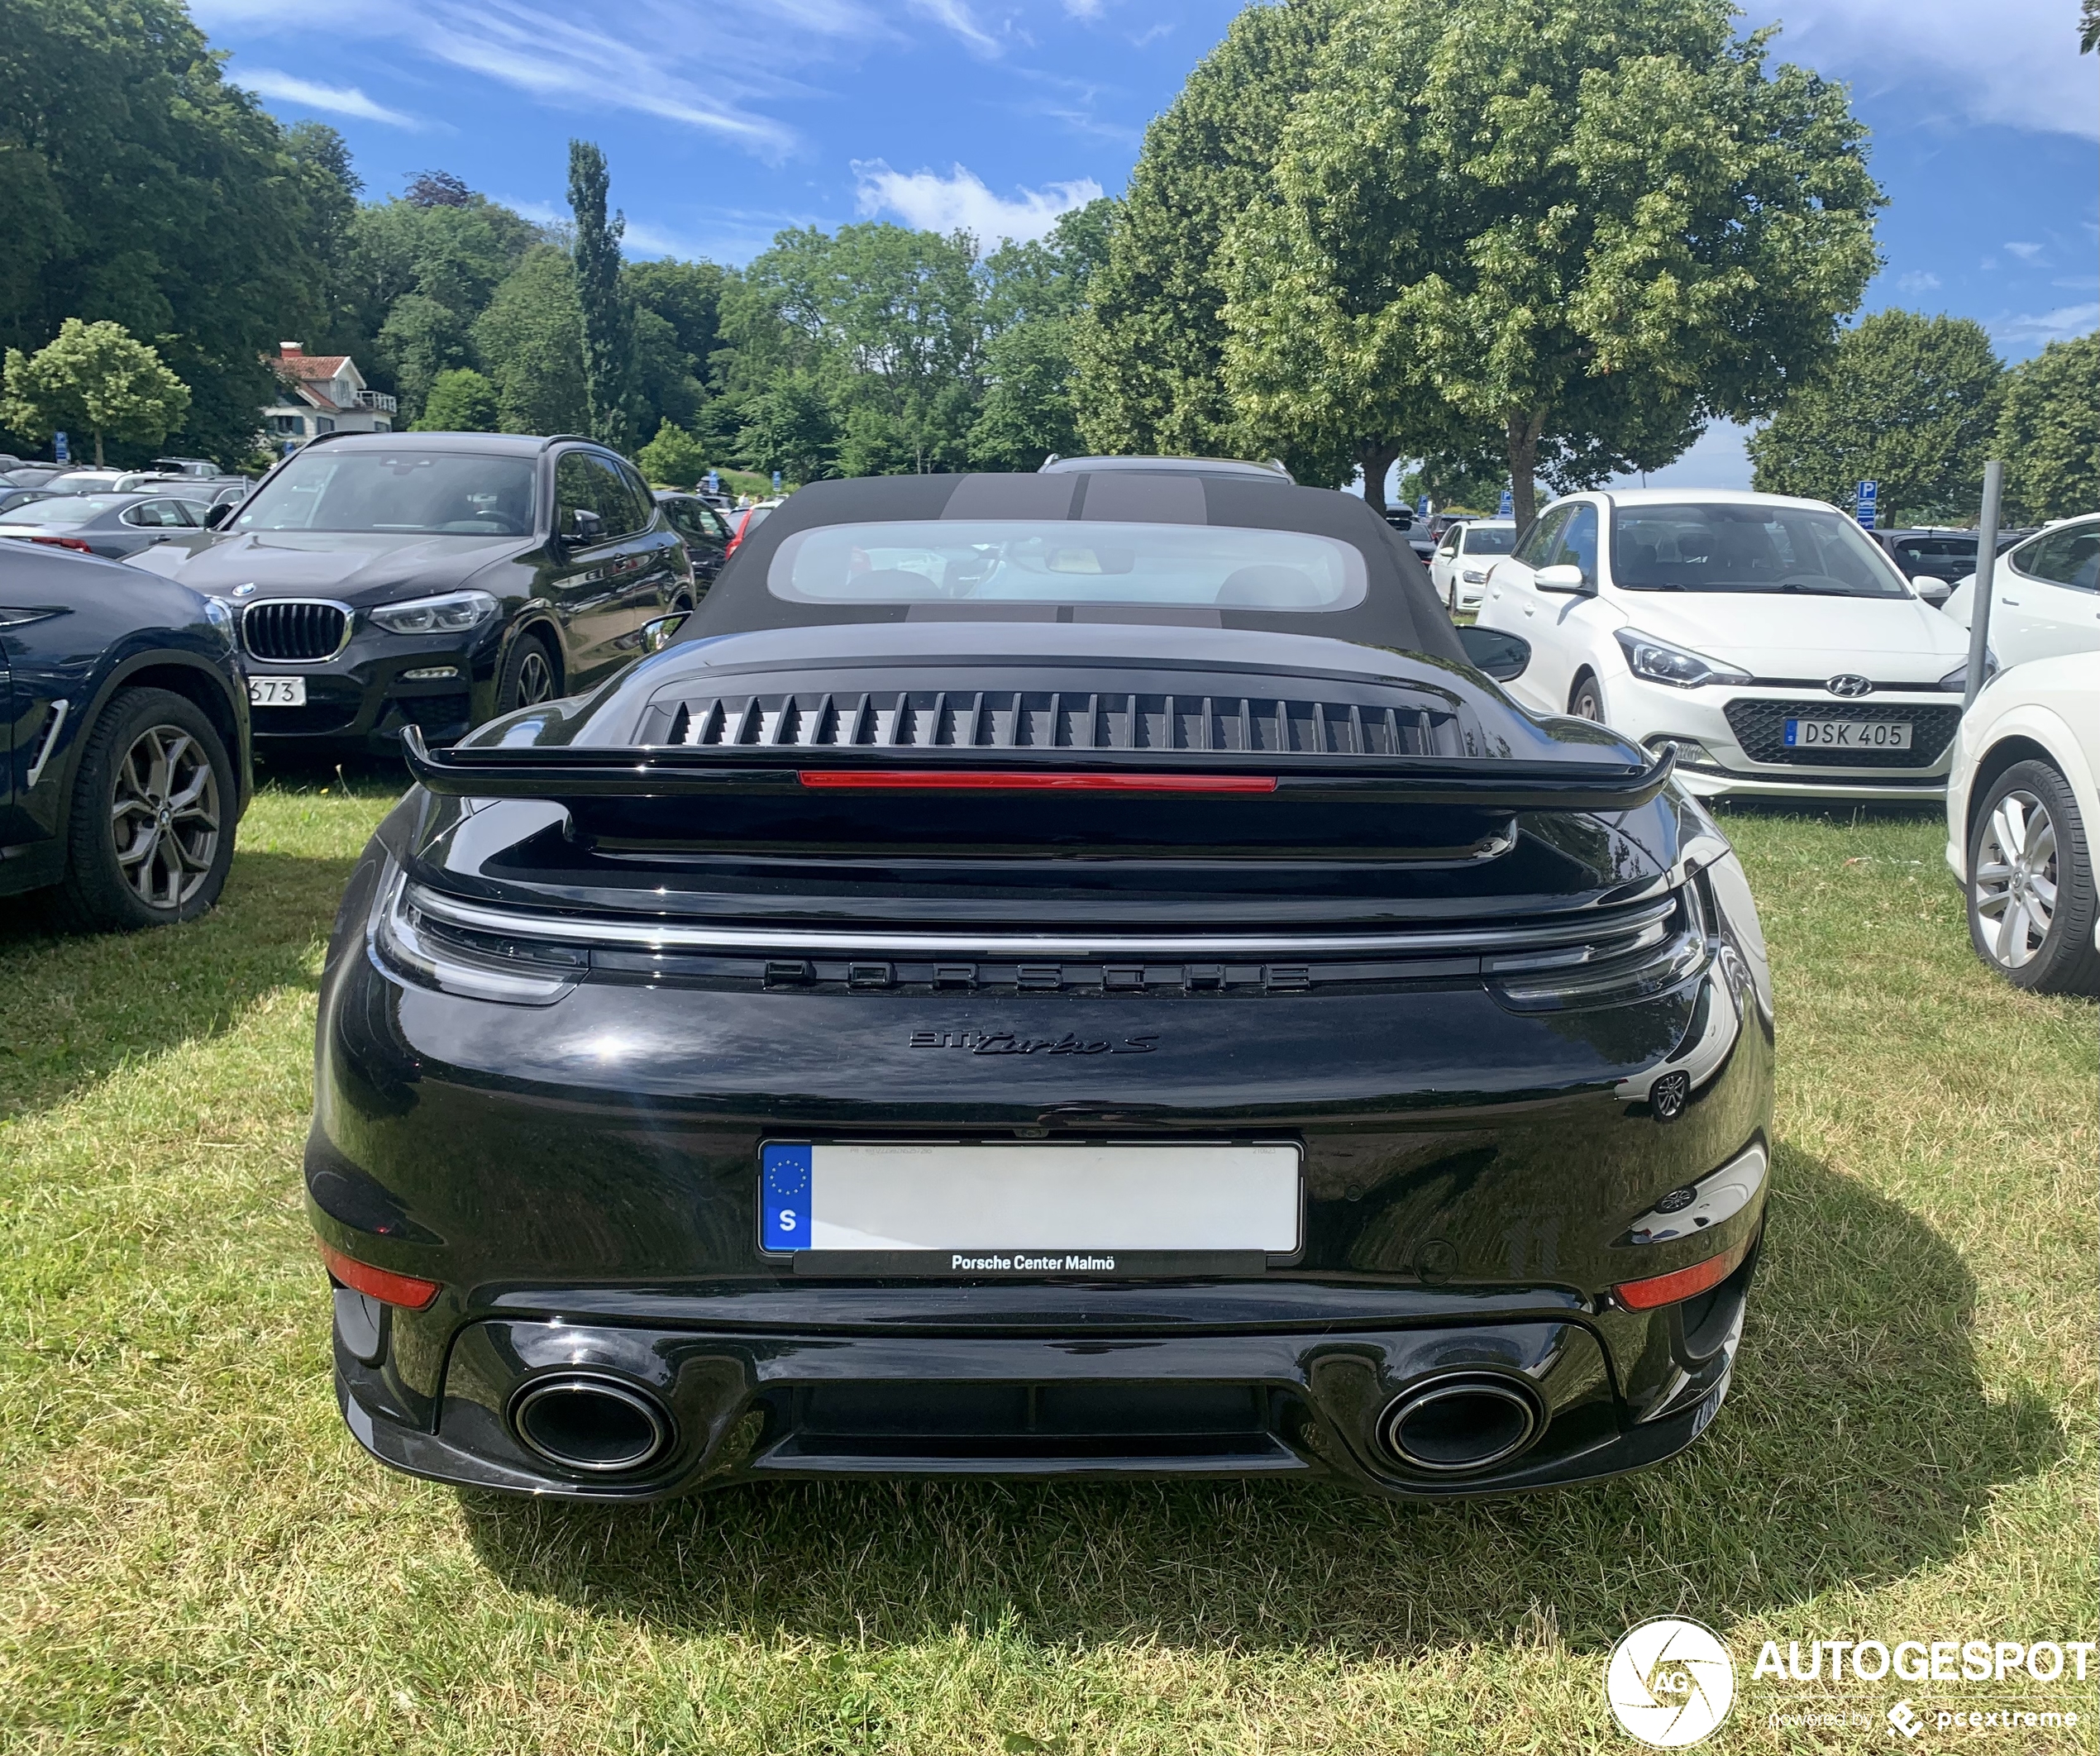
top-left (242, 599), bottom-right (351, 663)
top-left (1722, 699), bottom-right (1959, 768)
top-left (661, 690), bottom-right (1452, 756)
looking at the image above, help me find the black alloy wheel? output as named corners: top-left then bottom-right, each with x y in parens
top-left (55, 687), bottom-right (236, 931)
top-left (1568, 672), bottom-right (1606, 723)
top-left (1967, 758), bottom-right (2100, 997)
top-left (498, 630), bottom-right (561, 713)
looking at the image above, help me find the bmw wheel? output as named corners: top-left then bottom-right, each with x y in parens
top-left (1967, 758), bottom-right (2100, 997)
top-left (55, 687), bottom-right (236, 932)
top-left (498, 630), bottom-right (561, 713)
top-left (1568, 671), bottom-right (1606, 723)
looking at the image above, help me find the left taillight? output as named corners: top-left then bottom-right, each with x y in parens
top-left (317, 1240), bottom-right (441, 1310)
top-left (29, 535), bottom-right (93, 552)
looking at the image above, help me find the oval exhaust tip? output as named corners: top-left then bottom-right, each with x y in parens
top-left (1379, 1375), bottom-right (1540, 1474)
top-left (511, 1374), bottom-right (672, 1474)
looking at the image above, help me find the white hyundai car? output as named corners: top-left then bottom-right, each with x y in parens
top-left (1427, 517), bottom-right (1519, 613)
top-left (1475, 489), bottom-right (1980, 802)
top-left (1945, 651), bottom-right (2100, 996)
top-left (1940, 513), bottom-right (2100, 670)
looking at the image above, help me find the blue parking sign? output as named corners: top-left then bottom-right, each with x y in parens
top-left (1854, 480), bottom-right (1878, 529)
top-left (1497, 488), bottom-right (1513, 516)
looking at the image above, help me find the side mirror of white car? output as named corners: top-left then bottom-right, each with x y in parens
top-left (1534, 563), bottom-right (1588, 594)
top-left (1911, 574), bottom-right (1952, 607)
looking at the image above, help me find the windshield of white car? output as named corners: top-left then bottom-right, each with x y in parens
top-left (233, 451), bottom-right (537, 536)
top-left (1611, 503), bottom-right (1908, 597)
top-left (771, 519), bottom-right (1368, 610)
top-left (1463, 527), bottom-right (1517, 555)
top-left (0, 495), bottom-right (122, 527)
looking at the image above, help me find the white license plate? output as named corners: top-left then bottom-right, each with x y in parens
top-left (248, 676), bottom-right (307, 707)
top-left (1784, 717), bottom-right (1910, 750)
top-left (760, 1143), bottom-right (1301, 1254)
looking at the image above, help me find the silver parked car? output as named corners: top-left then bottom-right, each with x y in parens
top-left (0, 491), bottom-right (215, 561)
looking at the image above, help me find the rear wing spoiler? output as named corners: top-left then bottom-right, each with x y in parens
top-left (402, 728), bottom-right (1676, 813)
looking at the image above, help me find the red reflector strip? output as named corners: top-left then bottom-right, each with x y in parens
top-left (318, 1240), bottom-right (441, 1310)
top-left (1612, 1237), bottom-right (1750, 1311)
top-left (30, 535), bottom-right (93, 552)
top-left (798, 771), bottom-right (1278, 794)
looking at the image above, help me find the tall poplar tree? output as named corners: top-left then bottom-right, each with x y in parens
top-left (567, 139), bottom-right (636, 451)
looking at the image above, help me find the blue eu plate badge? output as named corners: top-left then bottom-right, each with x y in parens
top-left (762, 1143), bottom-right (811, 1249)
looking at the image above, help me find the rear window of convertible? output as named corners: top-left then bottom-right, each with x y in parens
top-left (767, 520), bottom-right (1369, 612)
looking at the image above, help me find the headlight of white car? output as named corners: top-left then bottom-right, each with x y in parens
top-left (370, 589), bottom-right (499, 636)
top-left (1937, 651), bottom-right (1998, 692)
top-left (1614, 628), bottom-right (1752, 690)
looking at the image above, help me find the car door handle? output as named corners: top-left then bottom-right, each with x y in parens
top-left (2001, 595), bottom-right (2020, 604)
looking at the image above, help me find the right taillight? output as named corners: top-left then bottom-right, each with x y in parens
top-left (1485, 883), bottom-right (1711, 1013)
top-left (1612, 1235), bottom-right (1751, 1310)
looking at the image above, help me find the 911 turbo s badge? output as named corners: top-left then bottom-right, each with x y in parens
top-left (909, 1029), bottom-right (1158, 1055)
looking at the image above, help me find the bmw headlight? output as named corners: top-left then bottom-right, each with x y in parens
top-left (202, 595), bottom-right (236, 647)
top-left (1614, 628), bottom-right (1752, 690)
top-left (370, 589), bottom-right (499, 636)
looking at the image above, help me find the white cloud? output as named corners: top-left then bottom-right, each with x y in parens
top-left (1987, 302), bottom-right (2100, 348)
top-left (906, 0), bottom-right (999, 55)
top-left (240, 68), bottom-right (421, 126)
top-left (196, 0), bottom-right (802, 154)
top-left (1895, 270), bottom-right (1942, 294)
top-left (1771, 0), bottom-right (2099, 142)
top-left (2004, 241), bottom-right (2045, 262)
top-left (852, 160), bottom-right (1102, 242)
top-left (1062, 0), bottom-right (1104, 16)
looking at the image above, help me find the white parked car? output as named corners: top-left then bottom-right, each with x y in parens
top-left (1427, 518), bottom-right (1519, 613)
top-left (1475, 489), bottom-right (1979, 802)
top-left (1940, 514), bottom-right (2100, 670)
top-left (1945, 651), bottom-right (2099, 996)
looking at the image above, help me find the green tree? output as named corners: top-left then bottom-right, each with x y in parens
top-left (736, 373), bottom-right (838, 484)
top-left (2, 317), bottom-right (189, 465)
top-left (1746, 311), bottom-right (2004, 523)
top-left (1996, 332), bottom-right (2100, 525)
top-left (1224, 0), bottom-right (1883, 524)
top-left (413, 367), bottom-right (501, 432)
top-left (567, 140), bottom-right (637, 451)
top-left (971, 201), bottom-right (1114, 470)
top-left (342, 187), bottom-right (537, 421)
top-left (472, 246), bottom-right (588, 436)
top-left (729, 223), bottom-right (986, 475)
top-left (635, 419), bottom-right (711, 485)
top-left (0, 0), bottom-right (342, 463)
top-left (2083, 0), bottom-right (2098, 53)
top-left (1068, 0), bottom-right (1350, 473)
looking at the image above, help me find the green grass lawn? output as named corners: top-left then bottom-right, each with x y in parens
top-left (1, 782), bottom-right (2093, 1753)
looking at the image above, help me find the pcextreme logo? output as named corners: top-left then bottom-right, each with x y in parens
top-left (1606, 1618), bottom-right (1736, 1748)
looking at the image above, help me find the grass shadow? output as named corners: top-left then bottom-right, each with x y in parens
top-left (0, 847), bottom-right (360, 1124)
top-left (460, 1146), bottom-right (2062, 1657)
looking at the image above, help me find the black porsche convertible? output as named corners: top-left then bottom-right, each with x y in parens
top-left (308, 464), bottom-right (1773, 1501)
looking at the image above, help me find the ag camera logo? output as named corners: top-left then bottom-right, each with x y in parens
top-left (1607, 1617), bottom-right (1736, 1747)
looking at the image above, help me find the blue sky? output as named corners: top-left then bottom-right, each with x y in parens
top-left (198, 0), bottom-right (2096, 489)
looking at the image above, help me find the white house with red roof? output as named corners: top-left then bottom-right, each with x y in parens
top-left (263, 343), bottom-right (397, 450)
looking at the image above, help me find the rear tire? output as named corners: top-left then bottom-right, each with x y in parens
top-left (1967, 758), bottom-right (2100, 997)
top-left (51, 687), bottom-right (236, 932)
top-left (1568, 670), bottom-right (1606, 723)
top-left (497, 627), bottom-right (562, 714)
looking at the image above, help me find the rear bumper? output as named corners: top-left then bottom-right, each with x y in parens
top-left (334, 1254), bottom-right (1753, 1501)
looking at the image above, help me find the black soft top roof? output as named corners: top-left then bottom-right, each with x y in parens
top-left (677, 470), bottom-right (1468, 666)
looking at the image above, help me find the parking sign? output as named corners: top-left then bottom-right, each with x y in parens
top-left (1854, 480), bottom-right (1878, 529)
top-left (1497, 488), bottom-right (1513, 516)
